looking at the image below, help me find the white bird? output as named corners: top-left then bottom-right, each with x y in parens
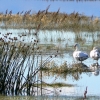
top-left (73, 43), bottom-right (88, 63)
top-left (90, 47), bottom-right (100, 62)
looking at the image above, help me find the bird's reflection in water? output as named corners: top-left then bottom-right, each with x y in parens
top-left (71, 63), bottom-right (89, 81)
top-left (72, 62), bottom-right (89, 69)
top-left (72, 62), bottom-right (100, 76)
top-left (90, 63), bottom-right (100, 76)
top-left (70, 62), bottom-right (100, 81)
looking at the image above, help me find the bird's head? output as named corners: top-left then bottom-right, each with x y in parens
top-left (74, 43), bottom-right (79, 48)
top-left (74, 43), bottom-right (80, 51)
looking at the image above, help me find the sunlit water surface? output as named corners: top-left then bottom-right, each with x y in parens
top-left (0, 29), bottom-right (100, 98)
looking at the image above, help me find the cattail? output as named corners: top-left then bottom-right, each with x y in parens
top-left (22, 34), bottom-right (26, 36)
top-left (32, 48), bottom-right (34, 50)
top-left (34, 40), bottom-right (37, 42)
top-left (50, 55), bottom-right (52, 58)
top-left (34, 32), bottom-right (37, 36)
top-left (9, 10), bottom-right (12, 16)
top-left (36, 10), bottom-right (41, 17)
top-left (45, 5), bottom-right (50, 14)
top-left (10, 32), bottom-right (12, 34)
top-left (17, 12), bottom-right (19, 15)
top-left (27, 45), bottom-right (30, 48)
top-left (5, 9), bottom-right (8, 15)
top-left (9, 37), bottom-right (13, 41)
top-left (19, 35), bottom-right (22, 38)
top-left (37, 40), bottom-right (39, 43)
top-left (37, 47), bottom-right (39, 50)
top-left (75, 12), bottom-right (78, 18)
top-left (14, 37), bottom-right (18, 41)
top-left (37, 24), bottom-right (41, 30)
top-left (4, 36), bottom-right (7, 38)
top-left (6, 33), bottom-right (10, 35)
top-left (41, 10), bottom-right (45, 14)
top-left (20, 11), bottom-right (24, 15)
top-left (34, 43), bottom-right (36, 45)
top-left (55, 55), bottom-right (57, 57)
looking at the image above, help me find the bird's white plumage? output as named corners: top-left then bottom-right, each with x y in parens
top-left (73, 43), bottom-right (88, 62)
top-left (90, 47), bottom-right (100, 60)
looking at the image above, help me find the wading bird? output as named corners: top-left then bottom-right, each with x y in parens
top-left (73, 43), bottom-right (88, 63)
top-left (90, 47), bottom-right (100, 62)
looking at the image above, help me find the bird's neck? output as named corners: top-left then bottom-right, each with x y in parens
top-left (75, 46), bottom-right (80, 51)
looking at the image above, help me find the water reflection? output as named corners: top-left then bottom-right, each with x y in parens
top-left (72, 63), bottom-right (89, 69)
top-left (0, 29), bottom-right (100, 47)
top-left (90, 63), bottom-right (100, 76)
top-left (71, 62), bottom-right (100, 77)
top-left (0, 29), bottom-right (100, 96)
top-left (67, 63), bottom-right (89, 81)
top-left (42, 62), bottom-right (91, 81)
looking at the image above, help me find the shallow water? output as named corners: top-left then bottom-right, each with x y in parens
top-left (42, 53), bottom-right (100, 96)
top-left (0, 29), bottom-right (100, 97)
top-left (1, 29), bottom-right (100, 46)
top-left (0, 95), bottom-right (100, 100)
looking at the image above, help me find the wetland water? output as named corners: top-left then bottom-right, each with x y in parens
top-left (0, 29), bottom-right (100, 99)
top-left (0, 95), bottom-right (100, 100)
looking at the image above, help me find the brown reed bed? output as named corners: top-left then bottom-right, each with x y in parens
top-left (0, 9), bottom-right (100, 32)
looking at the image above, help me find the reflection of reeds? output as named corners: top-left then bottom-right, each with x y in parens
top-left (42, 61), bottom-right (92, 81)
top-left (36, 82), bottom-right (74, 87)
top-left (57, 37), bottom-right (62, 42)
top-left (75, 35), bottom-right (86, 44)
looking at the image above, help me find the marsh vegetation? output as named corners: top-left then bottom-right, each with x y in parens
top-left (0, 8), bottom-right (100, 32)
top-left (0, 8), bottom-right (100, 100)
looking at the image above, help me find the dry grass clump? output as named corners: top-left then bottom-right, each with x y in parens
top-left (41, 61), bottom-right (91, 81)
